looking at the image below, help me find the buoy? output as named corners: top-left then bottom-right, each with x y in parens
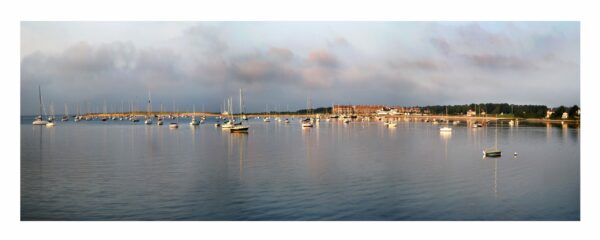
top-left (514, 152), bottom-right (518, 156)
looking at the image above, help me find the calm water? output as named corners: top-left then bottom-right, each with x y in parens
top-left (21, 117), bottom-right (579, 220)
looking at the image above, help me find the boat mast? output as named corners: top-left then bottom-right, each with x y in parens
top-left (240, 88), bottom-right (244, 115)
top-left (495, 115), bottom-right (498, 149)
top-left (147, 91), bottom-right (152, 117)
top-left (38, 85), bottom-right (43, 117)
top-left (239, 88), bottom-right (242, 118)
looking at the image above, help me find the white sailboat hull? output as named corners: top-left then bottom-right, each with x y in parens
top-left (32, 120), bottom-right (48, 125)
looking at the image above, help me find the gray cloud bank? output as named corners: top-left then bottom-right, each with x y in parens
top-left (21, 22), bottom-right (579, 115)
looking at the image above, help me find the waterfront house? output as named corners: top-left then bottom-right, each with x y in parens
top-left (467, 109), bottom-right (476, 117)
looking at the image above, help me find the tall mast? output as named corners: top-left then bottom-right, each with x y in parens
top-left (38, 85), bottom-right (43, 116)
top-left (495, 115), bottom-right (498, 149)
top-left (239, 88), bottom-right (243, 115)
top-left (147, 91), bottom-right (152, 115)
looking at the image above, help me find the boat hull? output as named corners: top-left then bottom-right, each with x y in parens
top-left (483, 150), bottom-right (502, 157)
top-left (32, 120), bottom-right (48, 125)
top-left (230, 126), bottom-right (249, 133)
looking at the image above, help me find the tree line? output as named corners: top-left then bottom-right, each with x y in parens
top-left (421, 103), bottom-right (579, 119)
top-left (257, 103), bottom-right (580, 119)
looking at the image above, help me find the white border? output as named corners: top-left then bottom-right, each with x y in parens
top-left (3, 0), bottom-right (598, 240)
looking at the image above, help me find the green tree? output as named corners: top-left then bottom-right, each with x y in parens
top-left (551, 106), bottom-right (567, 119)
top-left (568, 105), bottom-right (580, 119)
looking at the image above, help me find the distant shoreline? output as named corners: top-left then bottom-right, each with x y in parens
top-left (23, 112), bottom-right (580, 124)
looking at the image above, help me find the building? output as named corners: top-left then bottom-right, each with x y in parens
top-left (466, 109), bottom-right (476, 117)
top-left (332, 105), bottom-right (354, 115)
top-left (546, 110), bottom-right (554, 119)
top-left (334, 105), bottom-right (425, 115)
top-left (562, 112), bottom-right (569, 119)
top-left (353, 105), bottom-right (385, 115)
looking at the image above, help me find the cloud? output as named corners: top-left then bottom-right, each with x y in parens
top-left (268, 47), bottom-right (294, 61)
top-left (307, 49), bottom-right (338, 68)
top-left (463, 54), bottom-right (535, 70)
top-left (182, 24), bottom-right (228, 55)
top-left (429, 37), bottom-right (452, 56)
top-left (20, 22), bottom-right (580, 114)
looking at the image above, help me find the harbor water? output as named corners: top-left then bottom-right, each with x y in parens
top-left (21, 117), bottom-right (580, 220)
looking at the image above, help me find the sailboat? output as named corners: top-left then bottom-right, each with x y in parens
top-left (189, 104), bottom-right (199, 126)
top-left (157, 103), bottom-right (164, 125)
top-left (302, 96), bottom-right (314, 128)
top-left (222, 97), bottom-right (235, 129)
top-left (100, 100), bottom-right (108, 121)
top-left (483, 116), bottom-right (502, 157)
top-left (440, 106), bottom-right (452, 132)
top-left (230, 88), bottom-right (249, 133)
top-left (263, 104), bottom-right (271, 122)
top-left (144, 92), bottom-right (153, 125)
top-left (46, 103), bottom-right (56, 127)
top-left (32, 86), bottom-right (49, 125)
top-left (62, 104), bottom-right (69, 121)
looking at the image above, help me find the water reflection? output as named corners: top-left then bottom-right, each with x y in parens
top-left (482, 155), bottom-right (499, 198)
top-left (440, 131), bottom-right (451, 160)
top-left (228, 132), bottom-right (248, 178)
top-left (21, 116), bottom-right (580, 220)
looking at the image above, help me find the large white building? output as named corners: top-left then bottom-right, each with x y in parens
top-left (466, 109), bottom-right (476, 117)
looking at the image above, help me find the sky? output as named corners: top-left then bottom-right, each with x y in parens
top-left (20, 22), bottom-right (580, 115)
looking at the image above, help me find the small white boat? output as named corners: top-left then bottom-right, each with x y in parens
top-left (189, 118), bottom-right (199, 126)
top-left (343, 118), bottom-right (351, 124)
top-left (33, 116), bottom-right (48, 125)
top-left (46, 122), bottom-right (56, 127)
top-left (302, 122), bottom-right (313, 128)
top-left (169, 123), bottom-right (178, 128)
top-left (222, 121), bottom-right (234, 128)
top-left (508, 120), bottom-right (514, 126)
top-left (440, 126), bottom-right (452, 132)
top-left (453, 120), bottom-right (460, 125)
top-left (144, 118), bottom-right (153, 125)
top-left (473, 123), bottom-right (482, 128)
top-left (157, 119), bottom-right (164, 125)
top-left (388, 122), bottom-right (397, 128)
top-left (284, 119), bottom-right (290, 124)
top-left (263, 117), bottom-right (271, 122)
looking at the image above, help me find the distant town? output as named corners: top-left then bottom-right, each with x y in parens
top-left (295, 103), bottom-right (580, 120)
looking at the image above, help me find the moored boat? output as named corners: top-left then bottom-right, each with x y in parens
top-left (440, 126), bottom-right (452, 132)
top-left (483, 149), bottom-right (502, 157)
